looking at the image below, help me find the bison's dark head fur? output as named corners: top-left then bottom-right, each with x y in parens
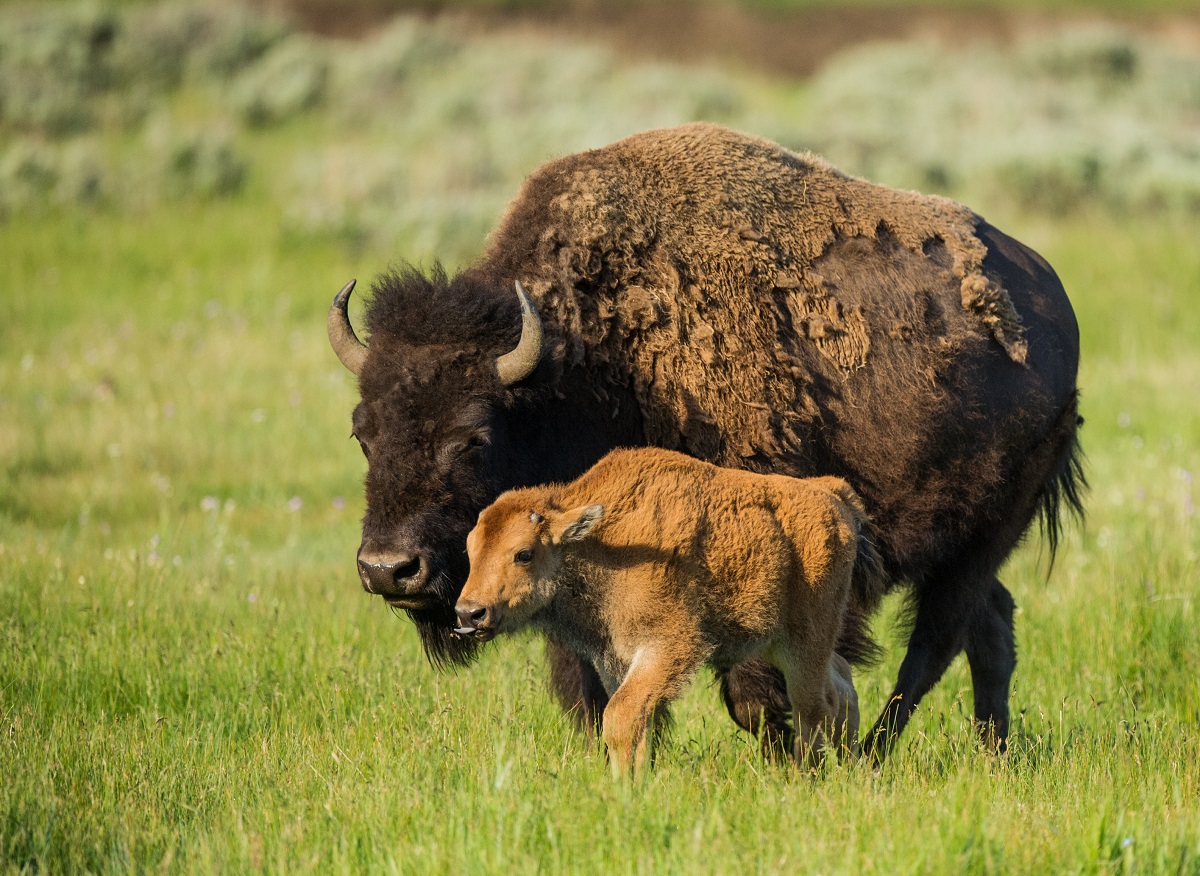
top-left (345, 265), bottom-right (547, 667)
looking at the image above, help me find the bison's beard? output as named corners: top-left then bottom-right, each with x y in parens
top-left (404, 604), bottom-right (480, 668)
top-left (399, 563), bottom-right (480, 669)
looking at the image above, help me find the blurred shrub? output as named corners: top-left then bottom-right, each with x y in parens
top-left (161, 132), bottom-right (248, 198)
top-left (994, 151), bottom-right (1105, 216)
top-left (230, 37), bottom-right (329, 126)
top-left (331, 16), bottom-right (461, 100)
top-left (796, 26), bottom-right (1200, 216)
top-left (0, 142), bottom-right (60, 213)
top-left (3, 4), bottom-right (1200, 236)
top-left (0, 138), bottom-right (108, 217)
top-left (182, 6), bottom-right (289, 79)
top-left (0, 6), bottom-right (117, 136)
top-left (0, 128), bottom-right (247, 218)
top-left (0, 3), bottom-right (290, 139)
top-left (1031, 27), bottom-right (1138, 83)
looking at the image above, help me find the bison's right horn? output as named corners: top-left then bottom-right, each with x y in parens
top-left (328, 279), bottom-right (367, 377)
top-left (495, 281), bottom-right (544, 386)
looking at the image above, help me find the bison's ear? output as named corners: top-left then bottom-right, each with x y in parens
top-left (553, 504), bottom-right (605, 544)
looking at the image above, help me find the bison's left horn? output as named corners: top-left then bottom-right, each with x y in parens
top-left (328, 279), bottom-right (367, 377)
top-left (495, 281), bottom-right (544, 386)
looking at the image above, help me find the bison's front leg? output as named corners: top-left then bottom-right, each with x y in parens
top-left (545, 637), bottom-right (608, 736)
top-left (719, 658), bottom-right (795, 759)
top-left (602, 644), bottom-right (699, 780)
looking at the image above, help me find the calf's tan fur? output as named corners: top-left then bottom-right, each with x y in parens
top-left (457, 448), bottom-right (884, 776)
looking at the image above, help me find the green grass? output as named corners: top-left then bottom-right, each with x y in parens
top-left (3, 3), bottom-right (1200, 873)
top-left (4, 192), bottom-right (1200, 876)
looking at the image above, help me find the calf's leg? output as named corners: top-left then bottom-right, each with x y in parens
top-left (779, 654), bottom-right (844, 770)
top-left (827, 652), bottom-right (860, 756)
top-left (773, 614), bottom-right (848, 769)
top-left (603, 644), bottom-right (701, 779)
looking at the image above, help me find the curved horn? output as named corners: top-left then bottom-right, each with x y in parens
top-left (495, 281), bottom-right (544, 386)
top-left (328, 279), bottom-right (367, 377)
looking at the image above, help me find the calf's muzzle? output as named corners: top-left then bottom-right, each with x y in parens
top-left (453, 600), bottom-right (496, 639)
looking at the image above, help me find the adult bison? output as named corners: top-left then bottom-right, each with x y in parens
top-left (328, 123), bottom-right (1083, 758)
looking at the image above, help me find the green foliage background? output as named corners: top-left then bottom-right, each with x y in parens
top-left (2, 2), bottom-right (1198, 872)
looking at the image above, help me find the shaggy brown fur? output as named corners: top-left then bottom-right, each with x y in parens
top-left (481, 123), bottom-right (1027, 464)
top-left (455, 448), bottom-right (886, 776)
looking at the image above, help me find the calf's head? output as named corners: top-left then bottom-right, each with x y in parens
top-left (455, 499), bottom-right (605, 640)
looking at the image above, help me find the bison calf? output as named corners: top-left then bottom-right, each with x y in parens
top-left (455, 448), bottom-right (885, 777)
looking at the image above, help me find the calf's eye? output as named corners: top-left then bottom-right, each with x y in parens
top-left (514, 548), bottom-right (533, 565)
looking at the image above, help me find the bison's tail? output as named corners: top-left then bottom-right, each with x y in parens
top-left (833, 487), bottom-right (888, 667)
top-left (1035, 390), bottom-right (1087, 570)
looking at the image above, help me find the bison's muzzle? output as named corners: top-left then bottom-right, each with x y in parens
top-left (357, 545), bottom-right (430, 604)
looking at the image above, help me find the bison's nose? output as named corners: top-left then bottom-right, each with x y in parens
top-left (454, 602), bottom-right (489, 632)
top-left (357, 548), bottom-right (426, 597)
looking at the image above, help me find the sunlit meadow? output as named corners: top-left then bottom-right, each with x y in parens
top-left (2, 3), bottom-right (1198, 872)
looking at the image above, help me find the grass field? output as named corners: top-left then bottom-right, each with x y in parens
top-left (3, 3), bottom-right (1199, 873)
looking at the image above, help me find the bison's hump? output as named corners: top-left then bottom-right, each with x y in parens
top-left (483, 122), bottom-right (1028, 464)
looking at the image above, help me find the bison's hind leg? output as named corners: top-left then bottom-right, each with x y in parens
top-left (863, 572), bottom-right (1012, 761)
top-left (865, 396), bottom-right (1085, 762)
top-left (965, 578), bottom-right (1016, 752)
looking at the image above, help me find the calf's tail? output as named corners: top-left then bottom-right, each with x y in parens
top-left (831, 484), bottom-right (888, 667)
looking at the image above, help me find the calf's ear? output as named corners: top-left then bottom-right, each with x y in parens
top-left (553, 504), bottom-right (605, 543)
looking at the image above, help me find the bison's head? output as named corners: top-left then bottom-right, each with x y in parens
top-left (327, 267), bottom-right (544, 666)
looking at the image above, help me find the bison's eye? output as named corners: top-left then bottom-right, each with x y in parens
top-left (444, 433), bottom-right (488, 461)
top-left (514, 548), bottom-right (533, 565)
